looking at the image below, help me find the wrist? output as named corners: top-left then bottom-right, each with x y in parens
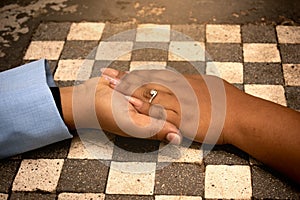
top-left (59, 86), bottom-right (75, 130)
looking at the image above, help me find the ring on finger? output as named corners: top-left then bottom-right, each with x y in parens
top-left (149, 89), bottom-right (158, 104)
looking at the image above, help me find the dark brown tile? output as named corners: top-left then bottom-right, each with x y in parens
top-left (251, 165), bottom-right (300, 199)
top-left (101, 22), bottom-right (137, 41)
top-left (10, 192), bottom-right (56, 200)
top-left (206, 43), bottom-right (242, 62)
top-left (244, 63), bottom-right (284, 85)
top-left (167, 61), bottom-right (205, 74)
top-left (154, 163), bottom-right (204, 196)
top-left (112, 136), bottom-right (159, 162)
top-left (203, 144), bottom-right (249, 165)
top-left (171, 24), bottom-right (205, 42)
top-left (285, 86), bottom-right (300, 111)
top-left (32, 22), bottom-right (71, 41)
top-left (60, 40), bottom-right (98, 59)
top-left (22, 139), bottom-right (71, 159)
top-left (57, 159), bottom-right (109, 192)
top-left (242, 24), bottom-right (277, 43)
top-left (0, 160), bottom-right (21, 193)
top-left (91, 60), bottom-right (130, 77)
top-left (280, 44), bottom-right (300, 63)
top-left (132, 42), bottom-right (169, 61)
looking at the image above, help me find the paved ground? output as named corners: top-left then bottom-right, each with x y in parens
top-left (1, 1), bottom-right (300, 200)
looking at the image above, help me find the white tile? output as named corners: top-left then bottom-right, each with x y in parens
top-left (136, 24), bottom-right (170, 42)
top-left (158, 142), bottom-right (203, 163)
top-left (276, 26), bottom-right (300, 43)
top-left (206, 62), bottom-right (243, 83)
top-left (205, 165), bottom-right (252, 199)
top-left (106, 162), bottom-right (156, 195)
top-left (68, 131), bottom-right (114, 160)
top-left (168, 41), bottom-right (205, 61)
top-left (12, 159), bottom-right (64, 192)
top-left (0, 194), bottom-right (8, 200)
top-left (130, 61), bottom-right (166, 71)
top-left (67, 22), bottom-right (105, 40)
top-left (245, 84), bottom-right (287, 106)
top-left (206, 25), bottom-right (241, 43)
top-left (58, 193), bottom-right (105, 200)
top-left (283, 64), bottom-right (300, 86)
top-left (155, 195), bottom-right (202, 200)
top-left (24, 41), bottom-right (64, 60)
top-left (54, 59), bottom-right (94, 81)
top-left (96, 41), bottom-right (133, 61)
top-left (243, 43), bottom-right (281, 62)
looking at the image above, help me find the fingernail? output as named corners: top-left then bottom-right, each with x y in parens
top-left (124, 95), bottom-right (143, 108)
top-left (100, 68), bottom-right (105, 73)
top-left (166, 133), bottom-right (182, 145)
top-left (102, 75), bottom-right (120, 85)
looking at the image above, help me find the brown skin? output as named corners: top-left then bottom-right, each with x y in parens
top-left (103, 68), bottom-right (300, 184)
top-left (59, 76), bottom-right (182, 144)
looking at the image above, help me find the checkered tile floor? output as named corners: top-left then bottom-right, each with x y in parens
top-left (1, 22), bottom-right (300, 199)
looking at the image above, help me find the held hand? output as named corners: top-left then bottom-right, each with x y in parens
top-left (60, 76), bottom-right (182, 144)
top-left (102, 68), bottom-right (237, 145)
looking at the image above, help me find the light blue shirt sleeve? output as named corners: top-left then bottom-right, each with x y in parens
top-left (0, 59), bottom-right (73, 159)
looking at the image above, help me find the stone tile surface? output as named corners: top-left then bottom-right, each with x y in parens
top-left (0, 160), bottom-right (21, 193)
top-left (130, 61), bottom-right (166, 71)
top-left (106, 162), bottom-right (156, 195)
top-left (243, 43), bottom-right (281, 62)
top-left (204, 165), bottom-right (252, 199)
top-left (171, 24), bottom-right (205, 42)
top-left (22, 140), bottom-right (71, 159)
top-left (67, 22), bottom-right (105, 40)
top-left (54, 59), bottom-right (94, 81)
top-left (23, 41), bottom-right (64, 60)
top-left (68, 130), bottom-right (114, 160)
top-left (251, 166), bottom-right (300, 199)
top-left (0, 194), bottom-right (8, 200)
top-left (245, 84), bottom-right (287, 106)
top-left (279, 44), bottom-right (300, 63)
top-left (136, 24), bottom-right (170, 42)
top-left (283, 64), bottom-right (300, 86)
top-left (132, 42), bottom-right (168, 61)
top-left (12, 159), bottom-right (64, 192)
top-left (206, 43), bottom-right (242, 62)
top-left (101, 22), bottom-right (137, 41)
top-left (96, 41), bottom-right (133, 61)
top-left (285, 86), bottom-right (300, 111)
top-left (60, 40), bottom-right (98, 59)
top-left (57, 159), bottom-right (109, 192)
top-left (244, 63), bottom-right (284, 85)
top-left (155, 163), bottom-right (204, 196)
top-left (158, 142), bottom-right (203, 163)
top-left (242, 24), bottom-right (277, 43)
top-left (10, 192), bottom-right (56, 200)
top-left (168, 41), bottom-right (205, 61)
top-left (203, 145), bottom-right (249, 165)
top-left (277, 26), bottom-right (300, 43)
top-left (155, 195), bottom-right (202, 200)
top-left (105, 195), bottom-right (154, 200)
top-left (167, 61), bottom-right (205, 74)
top-left (57, 193), bottom-right (105, 200)
top-left (206, 24), bottom-right (241, 43)
top-left (112, 136), bottom-right (159, 162)
top-left (206, 62), bottom-right (243, 83)
top-left (32, 22), bottom-right (71, 41)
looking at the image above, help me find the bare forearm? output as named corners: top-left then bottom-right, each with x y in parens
top-left (228, 92), bottom-right (300, 183)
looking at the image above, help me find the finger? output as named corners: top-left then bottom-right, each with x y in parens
top-left (100, 68), bottom-right (127, 79)
top-left (125, 96), bottom-right (180, 126)
top-left (130, 111), bottom-right (182, 145)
